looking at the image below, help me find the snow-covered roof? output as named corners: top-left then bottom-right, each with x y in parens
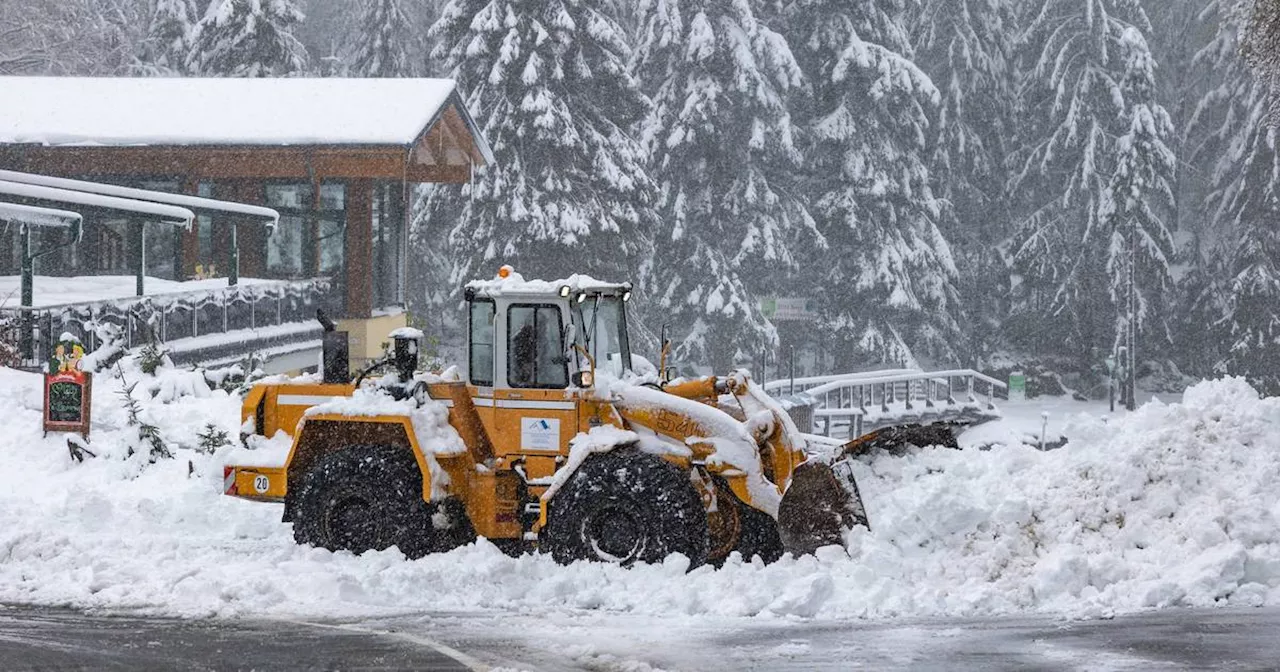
top-left (0, 170), bottom-right (279, 229)
top-left (0, 201), bottom-right (82, 229)
top-left (0, 180), bottom-right (194, 226)
top-left (466, 270), bottom-right (631, 297)
top-left (0, 77), bottom-right (490, 157)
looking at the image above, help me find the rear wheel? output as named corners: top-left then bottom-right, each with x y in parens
top-left (541, 449), bottom-right (707, 568)
top-left (288, 444), bottom-right (452, 558)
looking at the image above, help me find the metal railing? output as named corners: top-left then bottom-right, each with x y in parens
top-left (0, 278), bottom-right (331, 369)
top-left (762, 368), bottom-right (923, 396)
top-left (775, 369), bottom-right (1007, 439)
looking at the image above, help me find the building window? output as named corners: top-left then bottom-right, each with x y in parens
top-left (371, 182), bottom-right (405, 310)
top-left (265, 183), bottom-right (308, 277)
top-left (135, 179), bottom-right (182, 282)
top-left (91, 219), bottom-right (132, 276)
top-left (264, 182), bottom-right (346, 279)
top-left (507, 304), bottom-right (567, 389)
top-left (469, 299), bottom-right (495, 387)
top-left (195, 182), bottom-right (217, 278)
top-left (317, 184), bottom-right (345, 275)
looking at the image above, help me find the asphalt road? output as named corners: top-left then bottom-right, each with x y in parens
top-left (0, 606), bottom-right (472, 672)
top-left (1, 604), bottom-right (1278, 671)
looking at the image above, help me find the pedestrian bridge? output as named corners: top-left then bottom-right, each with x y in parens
top-left (763, 368), bottom-right (1006, 439)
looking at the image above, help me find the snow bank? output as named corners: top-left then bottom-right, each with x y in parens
top-left (0, 371), bottom-right (1277, 621)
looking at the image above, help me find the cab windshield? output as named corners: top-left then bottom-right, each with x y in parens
top-left (574, 294), bottom-right (631, 377)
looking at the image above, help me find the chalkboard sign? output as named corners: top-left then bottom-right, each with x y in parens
top-left (44, 371), bottom-right (92, 438)
top-left (43, 333), bottom-right (92, 439)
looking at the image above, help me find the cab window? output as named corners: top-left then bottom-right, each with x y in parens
top-left (469, 299), bottom-right (495, 386)
top-left (507, 304), bottom-right (567, 389)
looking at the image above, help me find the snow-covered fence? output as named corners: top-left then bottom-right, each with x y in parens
top-left (0, 279), bottom-right (331, 369)
top-left (777, 369), bottom-right (1006, 439)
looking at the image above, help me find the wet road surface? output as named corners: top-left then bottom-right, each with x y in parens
top-left (1, 604), bottom-right (1278, 671)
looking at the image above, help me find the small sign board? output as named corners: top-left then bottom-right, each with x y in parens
top-left (521, 417), bottom-right (560, 451)
top-left (760, 297), bottom-right (817, 322)
top-left (43, 334), bottom-right (92, 439)
top-left (1008, 371), bottom-right (1026, 402)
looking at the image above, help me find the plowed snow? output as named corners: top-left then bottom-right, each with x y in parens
top-left (0, 367), bottom-right (1275, 620)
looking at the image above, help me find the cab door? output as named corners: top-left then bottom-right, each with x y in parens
top-left (491, 302), bottom-right (577, 463)
top-left (466, 298), bottom-right (497, 440)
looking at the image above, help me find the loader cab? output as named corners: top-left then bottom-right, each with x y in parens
top-left (462, 271), bottom-right (634, 465)
top-left (464, 274), bottom-right (634, 391)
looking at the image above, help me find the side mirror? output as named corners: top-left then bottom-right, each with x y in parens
top-left (662, 366), bottom-right (677, 384)
top-left (572, 370), bottom-right (595, 388)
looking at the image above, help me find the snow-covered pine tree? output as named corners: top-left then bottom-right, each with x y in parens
top-left (187, 0), bottom-right (308, 76)
top-left (135, 0), bottom-right (197, 75)
top-left (1242, 0), bottom-right (1280, 105)
top-left (351, 0), bottom-right (415, 77)
top-left (1217, 168), bottom-right (1280, 394)
top-left (911, 0), bottom-right (1018, 363)
top-left (1008, 0), bottom-right (1176, 370)
top-left (1175, 0), bottom-right (1245, 373)
top-left (1194, 1), bottom-right (1280, 393)
top-left (633, 0), bottom-right (814, 372)
top-left (422, 0), bottom-right (656, 348)
top-left (1, 0), bottom-right (150, 75)
top-left (1101, 26), bottom-right (1178, 395)
top-left (782, 0), bottom-right (959, 369)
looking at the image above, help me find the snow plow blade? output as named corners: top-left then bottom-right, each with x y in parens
top-left (776, 458), bottom-right (869, 556)
top-left (842, 423), bottom-right (959, 457)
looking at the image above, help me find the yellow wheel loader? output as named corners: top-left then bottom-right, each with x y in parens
top-left (224, 269), bottom-right (874, 566)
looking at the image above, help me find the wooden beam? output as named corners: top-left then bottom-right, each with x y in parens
top-left (345, 179), bottom-right (373, 319)
top-left (11, 146), bottom-right (424, 181)
top-left (180, 178), bottom-right (200, 279)
top-left (404, 164), bottom-right (472, 184)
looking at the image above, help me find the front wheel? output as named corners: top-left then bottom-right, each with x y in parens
top-left (540, 449), bottom-right (707, 568)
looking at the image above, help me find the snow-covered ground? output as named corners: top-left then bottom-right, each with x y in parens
top-left (0, 275), bottom-right (273, 308)
top-left (0, 364), bottom-right (1275, 628)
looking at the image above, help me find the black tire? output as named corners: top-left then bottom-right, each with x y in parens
top-left (733, 503), bottom-right (784, 564)
top-left (288, 444), bottom-right (448, 559)
top-left (541, 449), bottom-right (707, 568)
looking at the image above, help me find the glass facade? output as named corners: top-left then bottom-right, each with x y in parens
top-left (0, 172), bottom-right (411, 320)
top-left (371, 182), bottom-right (405, 310)
top-left (264, 182), bottom-right (347, 280)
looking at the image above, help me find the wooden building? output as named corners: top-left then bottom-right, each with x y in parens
top-left (0, 77), bottom-right (491, 363)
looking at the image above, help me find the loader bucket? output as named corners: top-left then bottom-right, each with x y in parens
top-left (776, 458), bottom-right (869, 556)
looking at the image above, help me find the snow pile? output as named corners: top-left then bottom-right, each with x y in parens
top-left (0, 371), bottom-right (1277, 621)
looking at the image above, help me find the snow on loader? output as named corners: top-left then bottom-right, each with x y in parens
top-left (224, 268), bottom-right (921, 567)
